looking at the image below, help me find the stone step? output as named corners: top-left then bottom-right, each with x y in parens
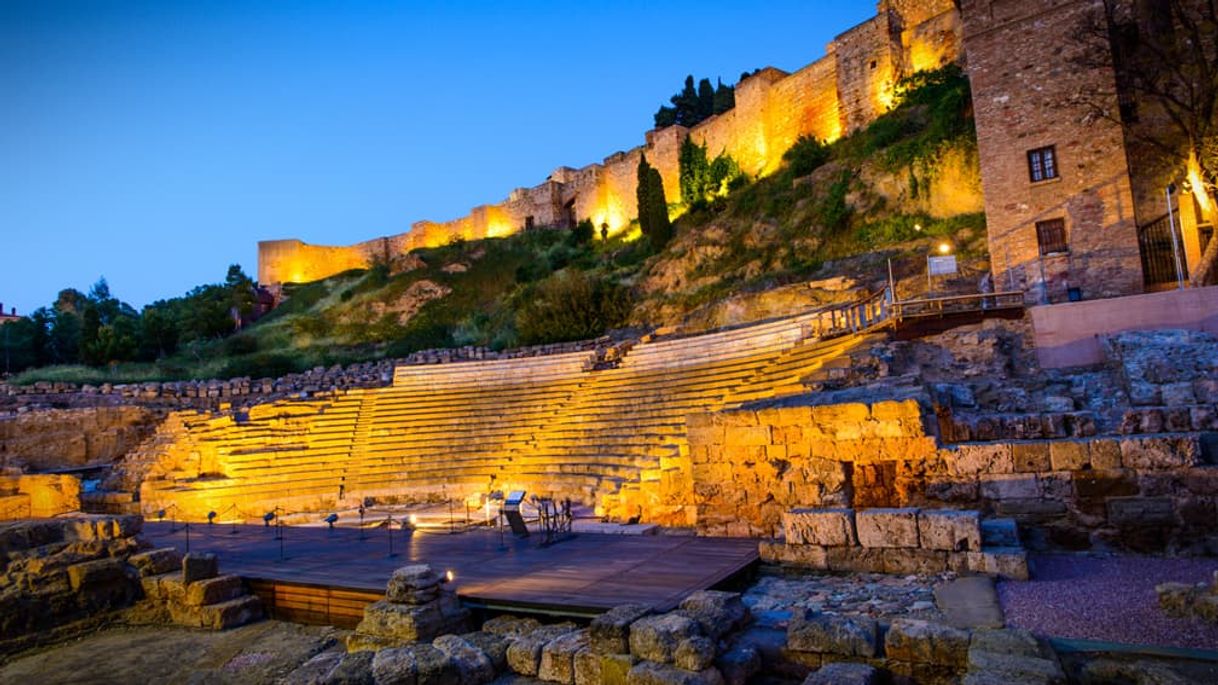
top-left (980, 518), bottom-right (1019, 547)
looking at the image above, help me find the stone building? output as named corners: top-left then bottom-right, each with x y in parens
top-left (962, 0), bottom-right (1216, 304)
top-left (0, 303), bottom-right (21, 325)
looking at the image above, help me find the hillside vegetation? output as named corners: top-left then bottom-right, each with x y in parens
top-left (5, 66), bottom-right (988, 384)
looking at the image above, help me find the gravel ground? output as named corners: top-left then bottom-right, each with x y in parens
top-left (999, 554), bottom-right (1218, 650)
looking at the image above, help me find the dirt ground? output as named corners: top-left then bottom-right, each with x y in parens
top-left (0, 620), bottom-right (342, 685)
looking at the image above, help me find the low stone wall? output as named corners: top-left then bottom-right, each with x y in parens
top-left (0, 338), bottom-right (616, 416)
top-left (0, 474), bottom-right (81, 518)
top-left (760, 507), bottom-right (1028, 579)
top-left (687, 394), bottom-right (1217, 553)
top-left (0, 406), bottom-right (160, 471)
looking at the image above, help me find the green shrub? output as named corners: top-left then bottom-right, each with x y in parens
top-left (783, 136), bottom-right (831, 177)
top-left (515, 271), bottom-right (633, 345)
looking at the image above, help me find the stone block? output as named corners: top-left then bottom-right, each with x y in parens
top-left (1088, 440), bottom-right (1123, 470)
top-left (506, 623), bottom-right (578, 676)
top-left (825, 546), bottom-right (886, 573)
top-left (66, 557), bottom-right (125, 591)
top-left (882, 548), bottom-right (950, 575)
top-left (460, 631), bottom-right (509, 672)
top-left (386, 564), bottom-right (441, 603)
top-left (917, 509), bottom-right (982, 552)
top-left (372, 646), bottom-right (417, 685)
top-left (1156, 582), bottom-right (1199, 617)
top-left (483, 614), bottom-right (542, 638)
top-left (802, 662), bottom-right (878, 685)
top-left (129, 548), bottom-right (182, 578)
top-left (409, 643), bottom-right (461, 685)
top-left (966, 649), bottom-right (1064, 683)
top-left (855, 508), bottom-right (919, 548)
top-left (1107, 497), bottom-right (1176, 526)
top-left (674, 635), bottom-right (716, 672)
top-left (626, 661), bottom-right (723, 685)
top-left (629, 613), bottom-right (701, 664)
top-left (433, 634), bottom-right (495, 685)
top-left (979, 474), bottom-right (1040, 500)
top-left (195, 595), bottom-right (262, 630)
top-left (1194, 595), bottom-right (1218, 622)
top-left (1120, 436), bottom-right (1199, 470)
top-left (678, 590), bottom-right (748, 639)
top-left (760, 542), bottom-right (828, 569)
top-left (184, 574), bottom-right (243, 607)
top-left (884, 618), bottom-right (971, 667)
top-left (951, 444), bottom-right (1013, 477)
top-left (539, 629), bottom-right (590, 685)
top-left (590, 603), bottom-right (652, 655)
top-left (979, 518), bottom-right (1019, 547)
top-left (782, 508), bottom-right (856, 546)
top-left (966, 548), bottom-right (1028, 580)
top-left (969, 628), bottom-right (1044, 659)
top-left (574, 648), bottom-right (602, 685)
top-left (1162, 382), bottom-right (1197, 406)
top-left (182, 553), bottom-right (218, 584)
top-left (786, 610), bottom-right (877, 657)
top-left (1049, 441), bottom-right (1089, 471)
top-left (598, 653), bottom-right (636, 685)
top-left (1011, 443), bottom-right (1051, 473)
top-left (715, 644), bottom-right (760, 685)
top-left (356, 600), bottom-right (444, 644)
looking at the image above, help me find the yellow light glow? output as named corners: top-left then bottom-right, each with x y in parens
top-left (913, 223), bottom-right (923, 232)
top-left (409, 513), bottom-right (418, 525)
top-left (445, 569), bottom-right (455, 583)
top-left (1188, 158), bottom-right (1212, 213)
top-left (937, 242), bottom-right (952, 255)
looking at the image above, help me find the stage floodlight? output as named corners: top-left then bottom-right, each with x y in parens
top-left (324, 513), bottom-right (339, 529)
top-left (207, 511), bottom-right (217, 524)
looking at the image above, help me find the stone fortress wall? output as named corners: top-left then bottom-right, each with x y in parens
top-left (257, 0), bottom-right (962, 286)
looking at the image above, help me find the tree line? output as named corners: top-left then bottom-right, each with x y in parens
top-left (1, 265), bottom-right (260, 373)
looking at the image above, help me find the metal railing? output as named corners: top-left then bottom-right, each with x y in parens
top-left (801, 287), bottom-right (894, 339)
top-left (1138, 212), bottom-right (1186, 287)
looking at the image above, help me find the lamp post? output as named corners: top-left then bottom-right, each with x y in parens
top-left (1166, 183), bottom-right (1186, 290)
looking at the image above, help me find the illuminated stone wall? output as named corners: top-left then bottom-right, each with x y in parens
top-left (257, 0), bottom-right (963, 286)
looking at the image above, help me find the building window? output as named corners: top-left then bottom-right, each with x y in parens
top-left (1036, 218), bottom-right (1068, 255)
top-left (1027, 146), bottom-right (1058, 182)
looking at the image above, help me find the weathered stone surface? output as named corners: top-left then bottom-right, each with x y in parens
top-left (629, 613), bottom-right (701, 664)
top-left (626, 661), bottom-right (724, 685)
top-left (884, 618), bottom-right (971, 667)
top-left (1120, 436), bottom-right (1199, 470)
top-left (183, 573), bottom-right (243, 607)
top-left (483, 614), bottom-right (542, 638)
top-left (538, 629), bottom-right (590, 685)
top-left (1048, 441), bottom-right (1089, 471)
top-left (356, 600), bottom-right (443, 644)
top-left (966, 548), bottom-right (1029, 580)
top-left (597, 653), bottom-right (636, 685)
top-left (759, 541), bottom-right (828, 569)
top-left (979, 474), bottom-right (1040, 500)
top-left (674, 635), bottom-right (716, 672)
top-left (372, 647), bottom-right (418, 685)
top-left (1108, 497), bottom-right (1176, 526)
top-left (678, 590), bottom-right (748, 639)
top-left (979, 519), bottom-right (1019, 547)
top-left (783, 508), bottom-right (856, 546)
top-left (386, 565), bottom-right (441, 603)
top-left (951, 444), bottom-right (1013, 476)
top-left (573, 647), bottom-right (602, 685)
top-left (129, 547), bottom-right (181, 577)
top-left (786, 610), bottom-right (878, 657)
top-left (182, 552), bottom-right (218, 584)
top-left (433, 634), bottom-right (494, 685)
top-left (802, 662), bottom-right (878, 685)
top-left (287, 649), bottom-right (346, 685)
top-left (967, 649), bottom-right (1065, 684)
top-left (66, 557), bottom-right (125, 591)
top-left (918, 509), bottom-right (982, 552)
top-left (461, 631), bottom-right (510, 672)
top-left (969, 628), bottom-right (1044, 659)
top-left (1157, 582), bottom-right (1201, 617)
top-left (324, 650), bottom-right (375, 685)
top-left (715, 644), bottom-right (759, 685)
top-left (506, 623), bottom-right (578, 676)
top-left (1011, 443), bottom-right (1051, 473)
top-left (855, 508), bottom-right (919, 548)
top-left (410, 643), bottom-right (461, 685)
top-left (591, 603), bottom-right (652, 655)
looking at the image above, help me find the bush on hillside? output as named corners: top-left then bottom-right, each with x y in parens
top-left (515, 271), bottom-right (633, 345)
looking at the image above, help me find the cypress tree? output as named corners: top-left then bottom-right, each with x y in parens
top-left (713, 79), bottom-right (735, 114)
top-left (646, 167), bottom-right (673, 250)
top-left (697, 78), bottom-right (715, 120)
top-left (636, 153), bottom-right (654, 238)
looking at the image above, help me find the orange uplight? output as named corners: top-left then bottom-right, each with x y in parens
top-left (1188, 158), bottom-right (1212, 213)
top-left (937, 242), bottom-right (952, 255)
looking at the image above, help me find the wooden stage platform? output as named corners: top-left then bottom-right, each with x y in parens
top-left (143, 522), bottom-right (758, 624)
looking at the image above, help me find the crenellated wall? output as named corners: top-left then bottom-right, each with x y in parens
top-left (258, 0), bottom-right (962, 286)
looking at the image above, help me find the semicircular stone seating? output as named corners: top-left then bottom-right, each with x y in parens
top-left (136, 306), bottom-right (880, 525)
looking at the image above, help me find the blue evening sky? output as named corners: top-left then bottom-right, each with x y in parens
top-left (1, 1), bottom-right (873, 314)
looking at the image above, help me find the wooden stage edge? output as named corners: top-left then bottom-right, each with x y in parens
top-left (142, 522), bottom-right (760, 623)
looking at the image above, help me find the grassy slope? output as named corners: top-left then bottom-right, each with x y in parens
top-left (12, 67), bottom-right (986, 384)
